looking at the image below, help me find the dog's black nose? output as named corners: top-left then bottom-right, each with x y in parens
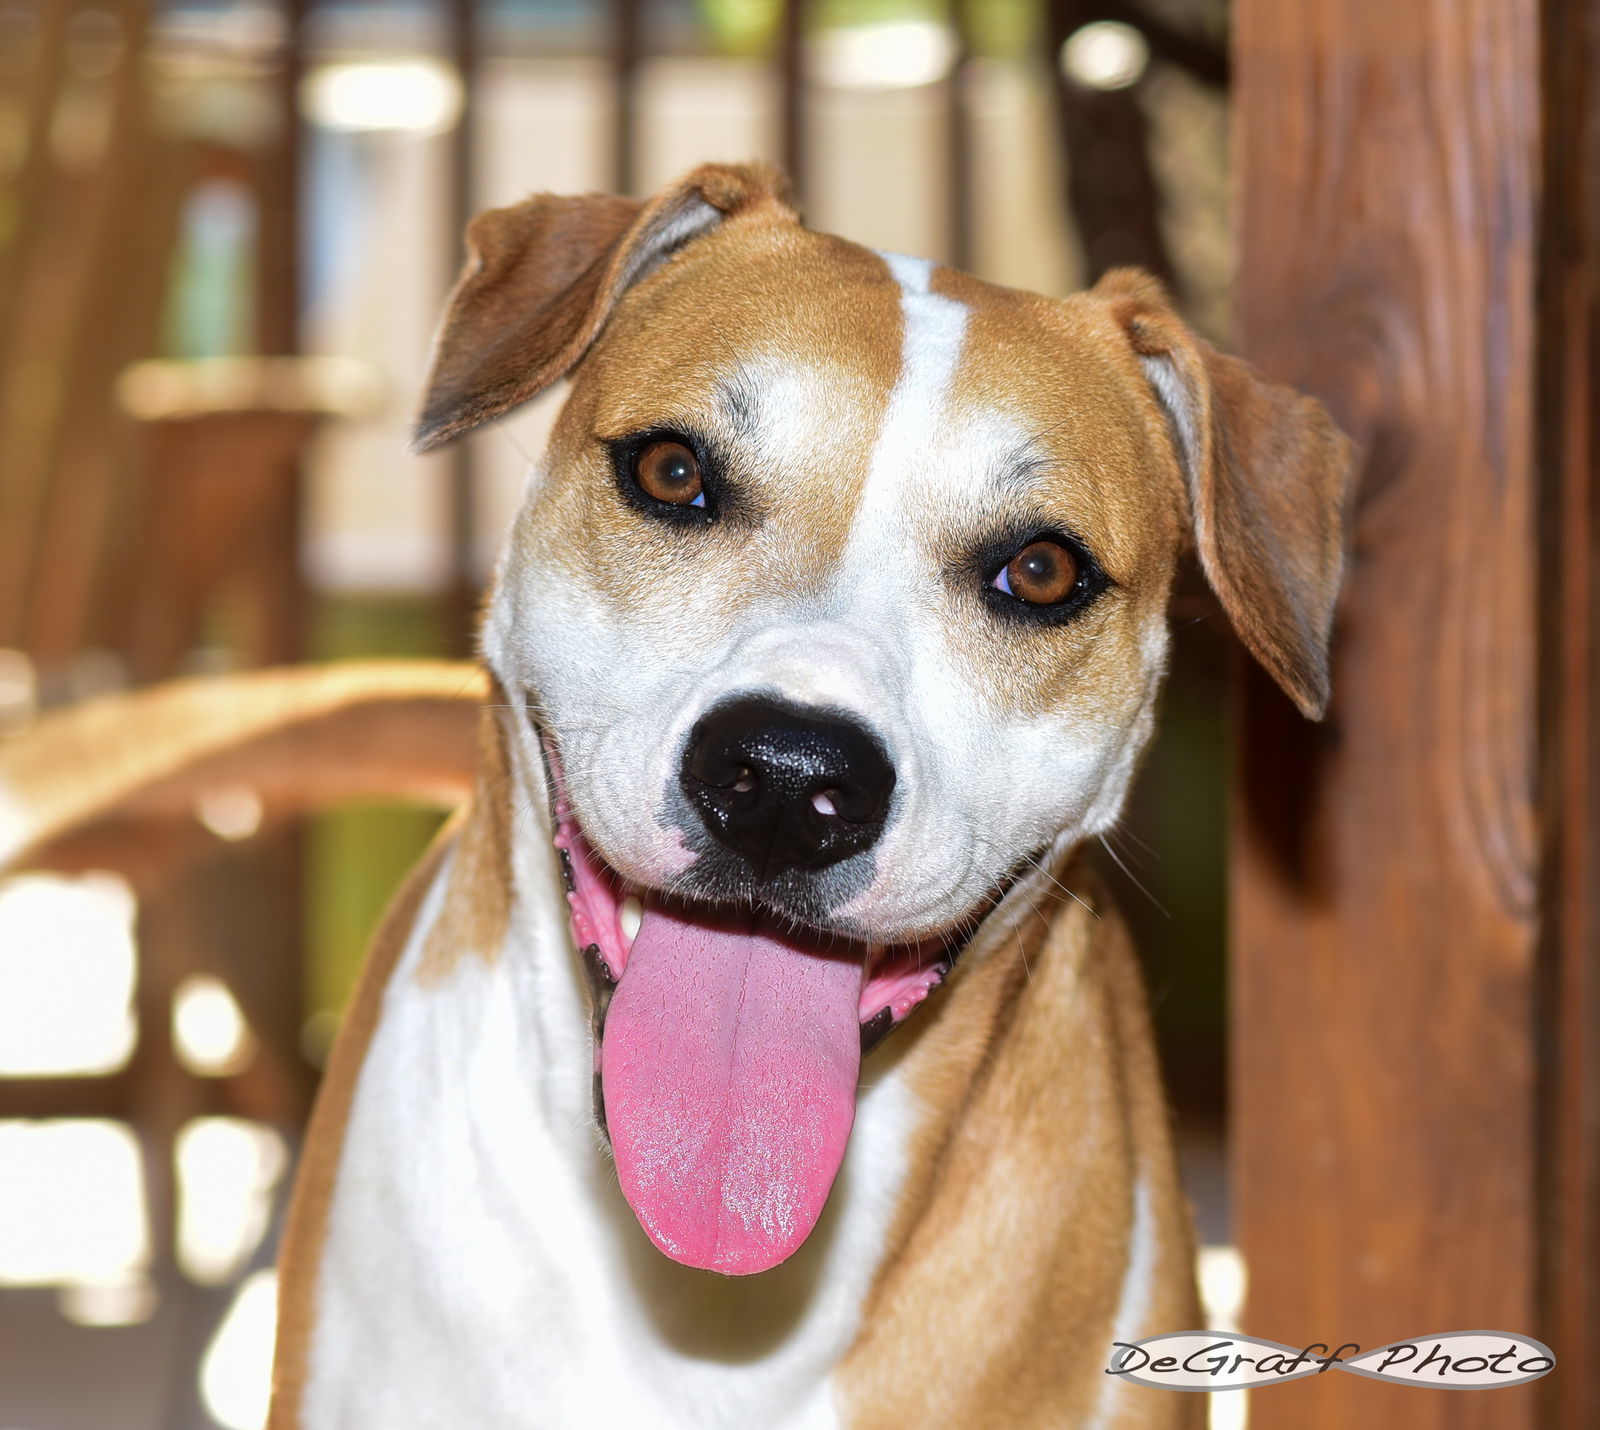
top-left (680, 697), bottom-right (895, 876)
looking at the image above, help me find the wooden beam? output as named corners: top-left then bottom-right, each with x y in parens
top-left (944, 0), bottom-right (974, 272)
top-left (778, 0), bottom-right (807, 203)
top-left (611, 0), bottom-right (643, 195)
top-left (250, 0), bottom-right (307, 684)
top-left (1230, 5), bottom-right (1548, 1428)
top-left (24, 140), bottom-right (192, 662)
top-left (256, 0), bottom-right (305, 358)
top-left (0, 0), bottom-right (154, 650)
top-left (446, 0), bottom-right (481, 657)
top-left (1536, 0), bottom-right (1600, 1422)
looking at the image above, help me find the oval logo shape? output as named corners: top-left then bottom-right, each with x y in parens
top-left (1106, 1335), bottom-right (1344, 1391)
top-left (1106, 1331), bottom-right (1555, 1392)
top-left (1344, 1332), bottom-right (1556, 1389)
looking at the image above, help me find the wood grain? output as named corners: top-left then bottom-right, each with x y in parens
top-left (1536, 1), bottom-right (1600, 1423)
top-left (1230, 4), bottom-right (1546, 1427)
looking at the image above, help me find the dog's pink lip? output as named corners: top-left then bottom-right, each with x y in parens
top-left (539, 734), bottom-right (954, 1038)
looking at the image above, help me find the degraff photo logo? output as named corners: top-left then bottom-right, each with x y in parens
top-left (1106, 1331), bottom-right (1556, 1393)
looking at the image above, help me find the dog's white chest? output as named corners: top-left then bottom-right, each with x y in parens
top-left (298, 857), bottom-right (920, 1430)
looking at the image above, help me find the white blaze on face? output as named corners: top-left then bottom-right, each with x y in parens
top-left (816, 252), bottom-right (1147, 934)
top-left (821, 252), bottom-right (986, 927)
top-left (865, 252), bottom-right (970, 481)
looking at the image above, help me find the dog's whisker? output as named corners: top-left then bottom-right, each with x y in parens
top-left (1015, 849), bottom-right (1101, 922)
top-left (1103, 822), bottom-right (1159, 862)
top-left (497, 424), bottom-right (536, 466)
top-left (1097, 833), bottom-right (1170, 918)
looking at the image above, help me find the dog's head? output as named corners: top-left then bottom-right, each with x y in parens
top-left (415, 163), bottom-right (1353, 1276)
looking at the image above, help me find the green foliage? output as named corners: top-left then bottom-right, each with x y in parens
top-left (305, 799), bottom-right (444, 1021)
top-left (302, 594), bottom-right (452, 1020)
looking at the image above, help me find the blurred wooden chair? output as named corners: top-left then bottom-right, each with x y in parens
top-left (111, 356), bottom-right (383, 683)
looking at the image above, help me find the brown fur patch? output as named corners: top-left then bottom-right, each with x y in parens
top-left (416, 699), bottom-right (515, 983)
top-left (1088, 268), bottom-right (1356, 719)
top-left (815, 263), bottom-right (1185, 727)
top-left (837, 857), bottom-right (1202, 1429)
top-left (413, 163), bottom-right (796, 451)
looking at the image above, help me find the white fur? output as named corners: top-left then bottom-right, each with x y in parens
top-left (1090, 1176), bottom-right (1160, 1427)
top-left (621, 194), bottom-right (725, 289)
top-left (1138, 353), bottom-right (1199, 481)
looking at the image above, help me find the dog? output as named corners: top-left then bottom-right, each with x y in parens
top-left (0, 162), bottom-right (1351, 1428)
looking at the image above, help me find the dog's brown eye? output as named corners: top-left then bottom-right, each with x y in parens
top-left (634, 441), bottom-right (704, 507)
top-left (994, 541), bottom-right (1079, 605)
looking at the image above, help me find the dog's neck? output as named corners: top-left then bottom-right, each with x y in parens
top-left (272, 698), bottom-right (1194, 1430)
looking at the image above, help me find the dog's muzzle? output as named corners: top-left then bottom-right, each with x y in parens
top-left (679, 695), bottom-right (895, 876)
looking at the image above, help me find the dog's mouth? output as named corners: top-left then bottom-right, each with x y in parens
top-left (538, 732), bottom-right (1012, 1278)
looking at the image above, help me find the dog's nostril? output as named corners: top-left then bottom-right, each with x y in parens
top-left (680, 697), bottom-right (895, 876)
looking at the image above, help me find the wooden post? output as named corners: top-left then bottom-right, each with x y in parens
top-left (446, 0), bottom-right (481, 656)
top-left (611, 0), bottom-right (642, 196)
top-left (943, 0), bottom-right (973, 272)
top-left (778, 0), bottom-right (807, 204)
top-left (256, 0), bottom-right (304, 361)
top-left (1229, 3), bottom-right (1592, 1427)
top-left (1535, 1), bottom-right (1600, 1421)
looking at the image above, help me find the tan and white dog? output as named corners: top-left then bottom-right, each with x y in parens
top-left (0, 162), bottom-right (1351, 1429)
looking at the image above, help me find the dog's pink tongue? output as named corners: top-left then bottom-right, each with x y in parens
top-left (601, 904), bottom-right (862, 1276)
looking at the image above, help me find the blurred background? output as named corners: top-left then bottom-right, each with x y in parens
top-left (0, 1), bottom-right (1236, 1424)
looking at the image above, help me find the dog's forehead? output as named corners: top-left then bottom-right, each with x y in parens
top-left (579, 221), bottom-right (903, 449)
top-left (562, 218), bottom-right (1182, 579)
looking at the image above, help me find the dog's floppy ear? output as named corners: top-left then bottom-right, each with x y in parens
top-left (412, 162), bottom-right (794, 452)
top-left (1094, 269), bottom-right (1356, 720)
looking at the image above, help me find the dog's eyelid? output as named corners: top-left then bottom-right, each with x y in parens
top-left (956, 521), bottom-right (1116, 626)
top-left (598, 422), bottom-right (707, 449)
top-left (986, 522), bottom-right (1108, 580)
top-left (606, 425), bottom-right (754, 526)
top-left (1050, 531), bottom-right (1118, 592)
